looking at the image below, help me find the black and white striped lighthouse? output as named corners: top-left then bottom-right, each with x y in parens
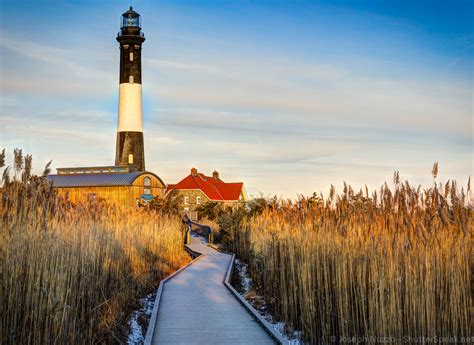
top-left (115, 7), bottom-right (146, 171)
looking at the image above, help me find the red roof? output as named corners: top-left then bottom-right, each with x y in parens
top-left (166, 170), bottom-right (244, 201)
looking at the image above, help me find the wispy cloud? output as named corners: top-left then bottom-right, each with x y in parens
top-left (1, 1), bottom-right (471, 197)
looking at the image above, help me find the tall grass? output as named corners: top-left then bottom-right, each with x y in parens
top-left (232, 174), bottom-right (472, 344)
top-left (1, 175), bottom-right (190, 344)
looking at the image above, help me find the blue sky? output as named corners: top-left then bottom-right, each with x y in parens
top-left (0, 0), bottom-right (472, 197)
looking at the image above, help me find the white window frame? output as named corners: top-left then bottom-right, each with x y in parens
top-left (144, 188), bottom-right (151, 195)
top-left (129, 52), bottom-right (134, 61)
top-left (184, 207), bottom-right (189, 212)
top-left (184, 196), bottom-right (189, 205)
top-left (196, 196), bottom-right (201, 205)
top-left (129, 75), bottom-right (134, 84)
top-left (144, 176), bottom-right (151, 186)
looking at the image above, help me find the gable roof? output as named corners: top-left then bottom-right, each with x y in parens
top-left (47, 171), bottom-right (163, 188)
top-left (166, 170), bottom-right (244, 201)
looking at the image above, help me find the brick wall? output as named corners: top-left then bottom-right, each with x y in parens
top-left (171, 189), bottom-right (244, 220)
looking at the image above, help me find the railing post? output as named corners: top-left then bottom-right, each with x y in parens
top-left (183, 225), bottom-right (190, 245)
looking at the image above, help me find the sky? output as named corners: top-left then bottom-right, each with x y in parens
top-left (0, 0), bottom-right (472, 198)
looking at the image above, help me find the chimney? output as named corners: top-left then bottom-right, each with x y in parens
top-left (191, 167), bottom-right (198, 176)
top-left (212, 170), bottom-right (219, 180)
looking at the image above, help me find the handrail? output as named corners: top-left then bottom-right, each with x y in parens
top-left (183, 216), bottom-right (213, 241)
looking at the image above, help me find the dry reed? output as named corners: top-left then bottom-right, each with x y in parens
top-left (1, 176), bottom-right (190, 344)
top-left (232, 175), bottom-right (472, 344)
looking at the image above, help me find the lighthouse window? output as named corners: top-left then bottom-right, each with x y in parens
top-left (128, 154), bottom-right (134, 164)
top-left (144, 177), bottom-right (151, 186)
top-left (129, 75), bottom-right (134, 84)
top-left (129, 52), bottom-right (134, 61)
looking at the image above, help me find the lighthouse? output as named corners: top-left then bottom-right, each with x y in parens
top-left (115, 7), bottom-right (146, 171)
top-left (48, 7), bottom-right (167, 207)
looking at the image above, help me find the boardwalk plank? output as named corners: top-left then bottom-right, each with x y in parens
top-left (150, 235), bottom-right (276, 344)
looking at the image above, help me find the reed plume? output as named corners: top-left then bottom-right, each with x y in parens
top-left (232, 170), bottom-right (472, 344)
top-left (1, 151), bottom-right (190, 344)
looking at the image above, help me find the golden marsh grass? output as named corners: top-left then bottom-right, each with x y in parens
top-left (232, 176), bottom-right (472, 344)
top-left (1, 177), bottom-right (190, 344)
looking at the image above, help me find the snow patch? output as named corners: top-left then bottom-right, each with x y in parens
top-left (234, 259), bottom-right (305, 345)
top-left (126, 293), bottom-right (155, 345)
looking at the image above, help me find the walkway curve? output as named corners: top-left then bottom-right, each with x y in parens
top-left (144, 234), bottom-right (278, 345)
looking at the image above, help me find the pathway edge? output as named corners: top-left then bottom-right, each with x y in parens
top-left (143, 248), bottom-right (204, 345)
top-left (208, 244), bottom-right (286, 345)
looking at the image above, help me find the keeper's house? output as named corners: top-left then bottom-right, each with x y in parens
top-left (166, 168), bottom-right (247, 220)
top-left (47, 165), bottom-right (165, 207)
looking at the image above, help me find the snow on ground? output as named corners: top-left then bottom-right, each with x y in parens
top-left (233, 259), bottom-right (305, 345)
top-left (127, 231), bottom-right (203, 344)
top-left (126, 293), bottom-right (155, 345)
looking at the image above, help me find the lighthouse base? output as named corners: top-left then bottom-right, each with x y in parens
top-left (115, 131), bottom-right (145, 171)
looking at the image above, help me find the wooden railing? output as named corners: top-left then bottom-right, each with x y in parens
top-left (182, 215), bottom-right (213, 243)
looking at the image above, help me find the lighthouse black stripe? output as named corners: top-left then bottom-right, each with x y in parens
top-left (117, 23), bottom-right (145, 84)
top-left (119, 45), bottom-right (143, 84)
top-left (115, 131), bottom-right (145, 171)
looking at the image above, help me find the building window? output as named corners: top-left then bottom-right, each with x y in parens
top-left (144, 177), bottom-right (151, 186)
top-left (129, 75), bottom-right (134, 84)
top-left (196, 196), bottom-right (201, 205)
top-left (184, 207), bottom-right (189, 213)
top-left (128, 154), bottom-right (134, 164)
top-left (144, 188), bottom-right (151, 195)
top-left (184, 196), bottom-right (189, 205)
top-left (129, 52), bottom-right (134, 61)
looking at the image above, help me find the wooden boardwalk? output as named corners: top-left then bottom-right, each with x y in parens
top-left (145, 234), bottom-right (277, 345)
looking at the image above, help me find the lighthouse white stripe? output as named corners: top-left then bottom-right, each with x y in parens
top-left (117, 83), bottom-right (143, 132)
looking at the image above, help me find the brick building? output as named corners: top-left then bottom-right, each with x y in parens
top-left (166, 168), bottom-right (247, 220)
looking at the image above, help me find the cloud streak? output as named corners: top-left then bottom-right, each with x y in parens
top-left (1, 1), bottom-right (472, 197)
